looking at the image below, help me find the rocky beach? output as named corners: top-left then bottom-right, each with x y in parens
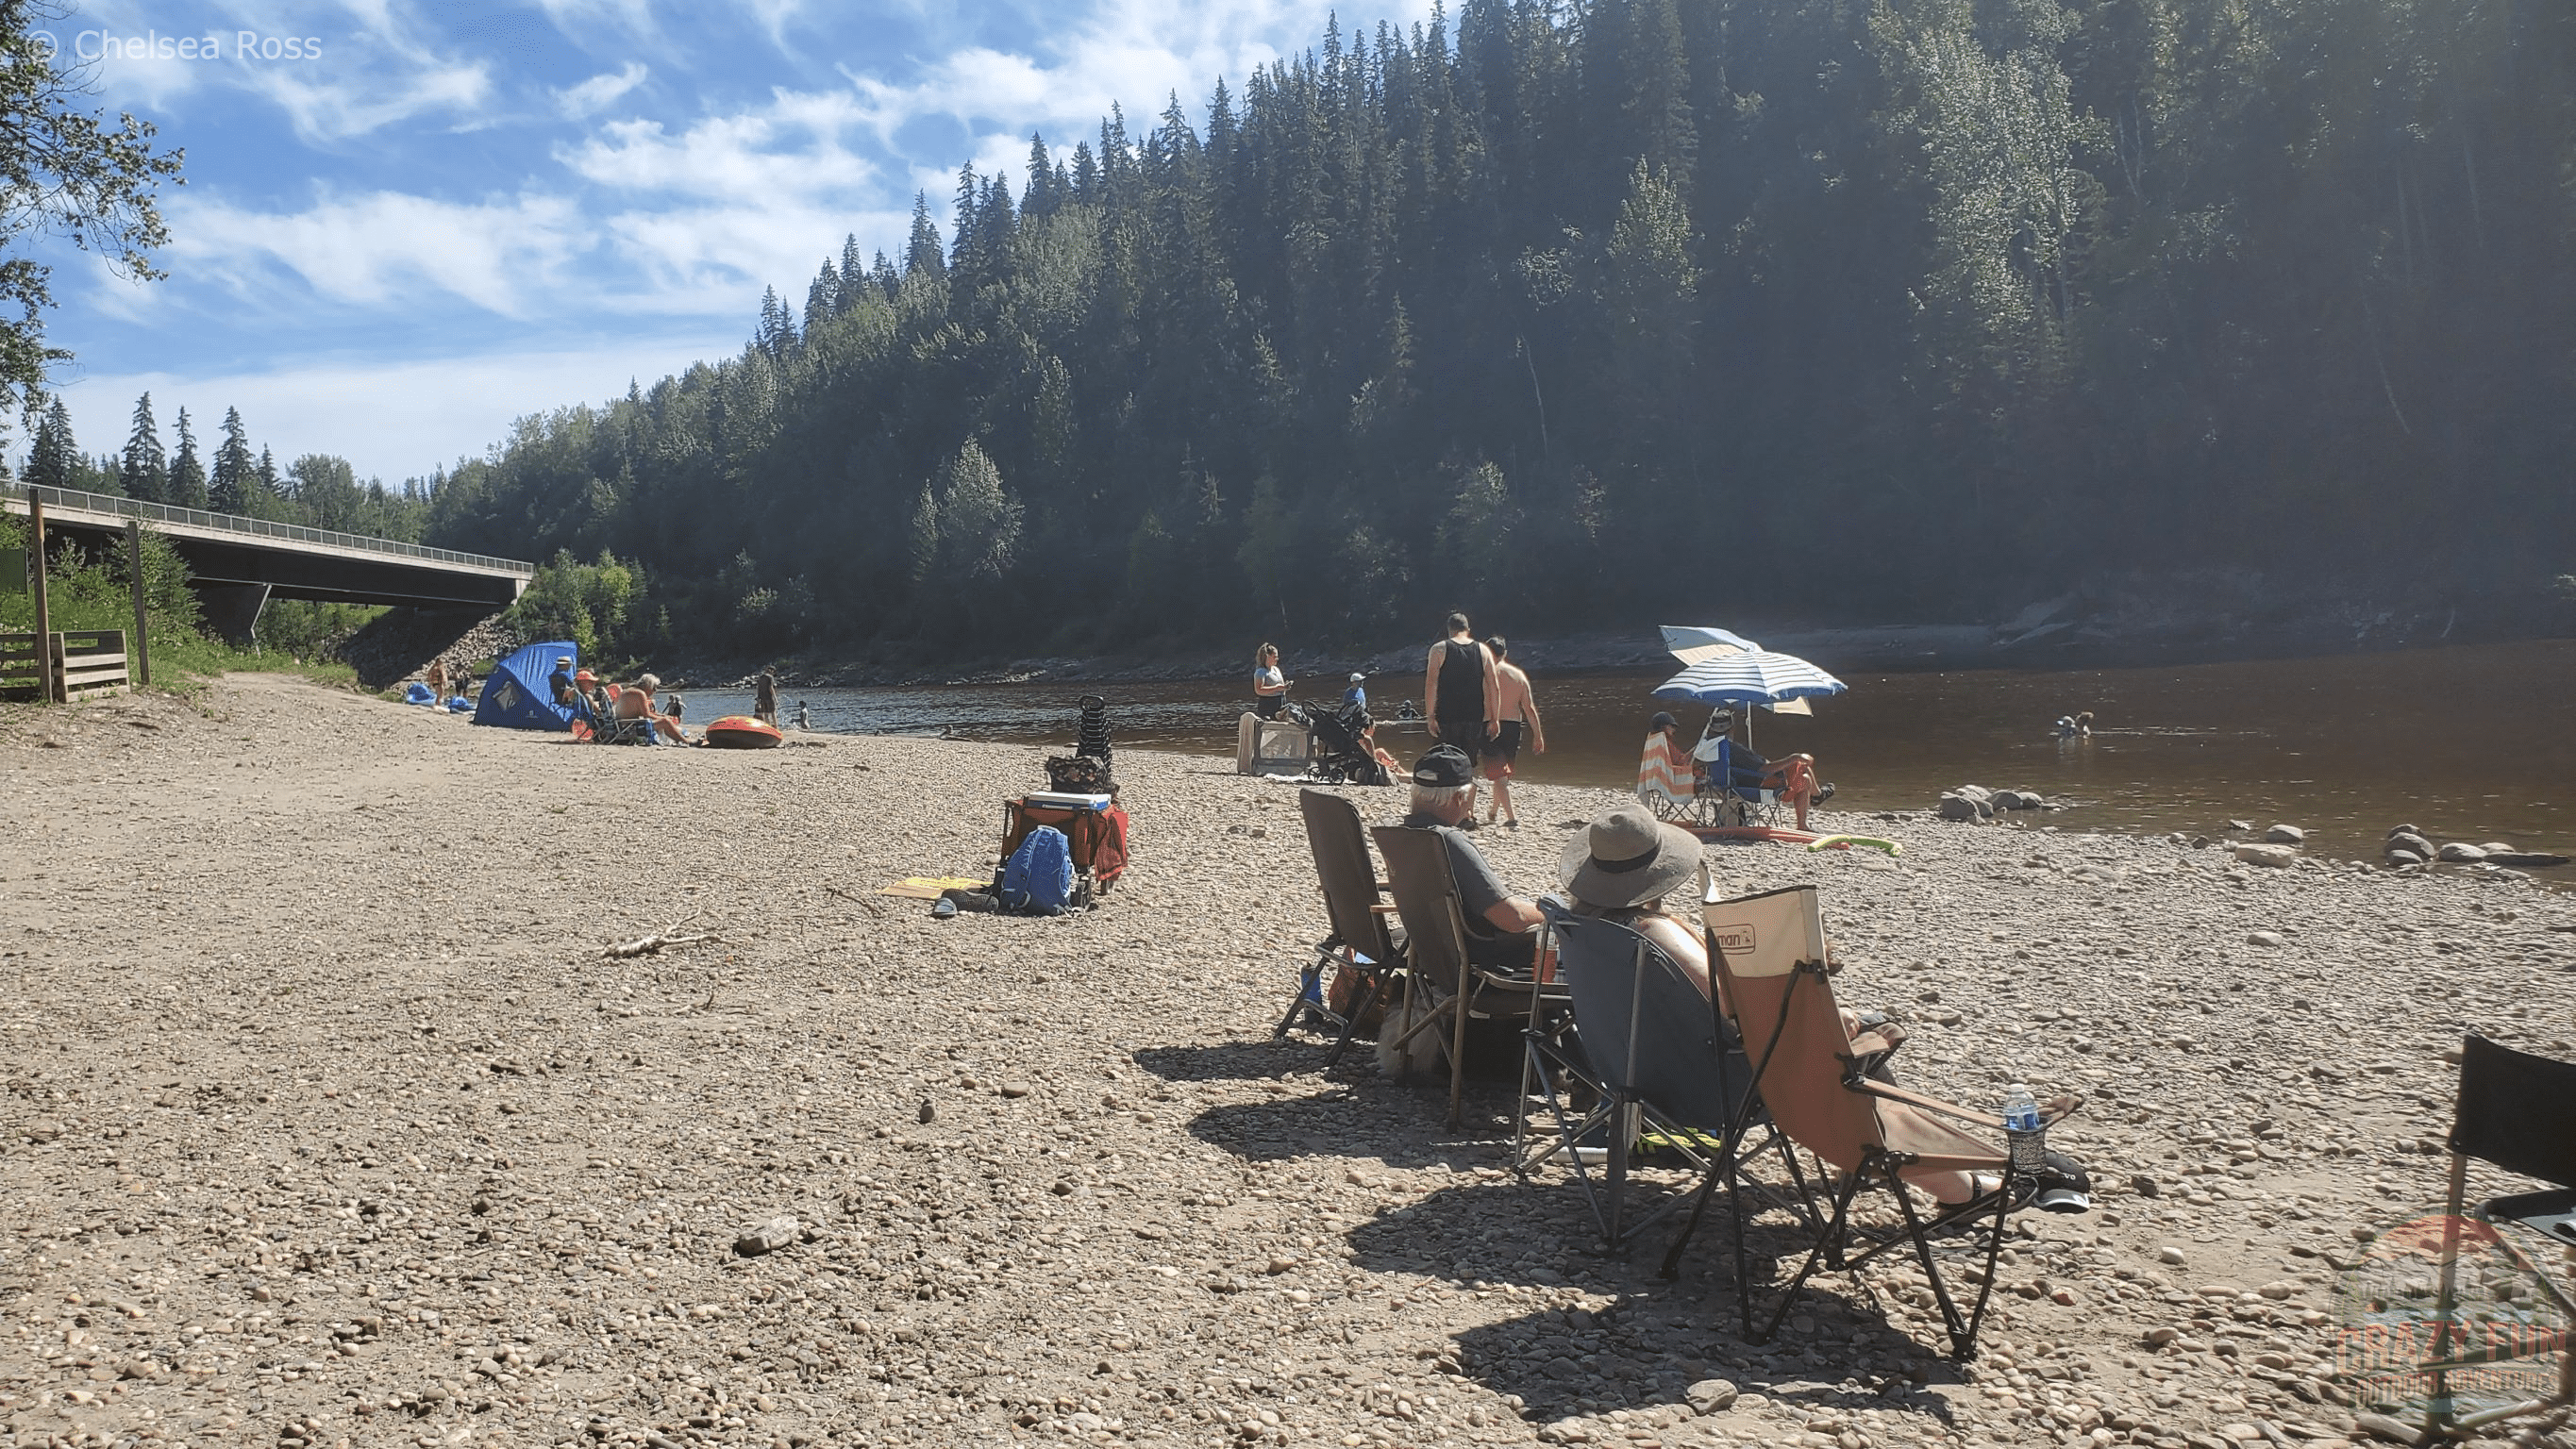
top-left (2, 675), bottom-right (2572, 1449)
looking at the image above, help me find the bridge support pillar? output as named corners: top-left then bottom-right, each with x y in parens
top-left (192, 581), bottom-right (272, 646)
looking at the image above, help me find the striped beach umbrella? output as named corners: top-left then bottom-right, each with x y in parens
top-left (1652, 650), bottom-right (1848, 708)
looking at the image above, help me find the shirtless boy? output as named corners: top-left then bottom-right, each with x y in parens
top-left (1481, 637), bottom-right (1545, 827)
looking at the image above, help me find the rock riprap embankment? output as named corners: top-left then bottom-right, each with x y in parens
top-left (2, 676), bottom-right (2572, 1449)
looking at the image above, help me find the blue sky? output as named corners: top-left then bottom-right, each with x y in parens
top-left (43, 0), bottom-right (1426, 485)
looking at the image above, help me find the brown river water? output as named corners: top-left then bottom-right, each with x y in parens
top-left (676, 639), bottom-right (2574, 871)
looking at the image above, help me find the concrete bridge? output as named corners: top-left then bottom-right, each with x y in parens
top-left (8, 484), bottom-right (532, 640)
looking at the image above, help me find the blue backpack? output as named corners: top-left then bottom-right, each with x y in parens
top-left (1000, 825), bottom-right (1075, 915)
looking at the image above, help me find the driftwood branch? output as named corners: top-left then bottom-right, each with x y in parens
top-left (602, 914), bottom-right (717, 958)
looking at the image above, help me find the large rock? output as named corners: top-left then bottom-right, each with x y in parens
top-left (2386, 831), bottom-right (2434, 859)
top-left (2265, 824), bottom-right (2305, 844)
top-left (1993, 789), bottom-right (2045, 811)
top-left (2233, 842), bottom-right (2298, 869)
top-left (2436, 842), bottom-right (2487, 863)
top-left (2385, 848), bottom-right (2426, 866)
top-left (734, 1215), bottom-right (802, 1257)
top-left (1937, 792), bottom-right (1989, 822)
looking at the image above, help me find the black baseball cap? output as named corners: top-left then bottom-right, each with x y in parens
top-left (1412, 745), bottom-right (1476, 788)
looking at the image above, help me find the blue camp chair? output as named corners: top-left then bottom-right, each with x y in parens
top-left (1517, 901), bottom-right (1808, 1249)
top-left (1692, 735), bottom-right (1784, 828)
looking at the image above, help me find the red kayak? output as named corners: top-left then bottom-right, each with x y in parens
top-left (702, 715), bottom-right (783, 750)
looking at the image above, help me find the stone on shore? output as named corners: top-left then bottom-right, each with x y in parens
top-left (2233, 842), bottom-right (2298, 868)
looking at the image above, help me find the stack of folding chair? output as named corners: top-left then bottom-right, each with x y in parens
top-left (1372, 824), bottom-right (1562, 1130)
top-left (1516, 902), bottom-right (1810, 1250)
top-left (1662, 882), bottom-right (2090, 1361)
top-left (1275, 789), bottom-right (1405, 1067)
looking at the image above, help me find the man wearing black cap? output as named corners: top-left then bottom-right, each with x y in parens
top-left (1401, 745), bottom-right (1544, 969)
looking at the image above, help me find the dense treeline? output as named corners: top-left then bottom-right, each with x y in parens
top-left (423, 0), bottom-right (2576, 654)
top-left (23, 391), bottom-right (432, 541)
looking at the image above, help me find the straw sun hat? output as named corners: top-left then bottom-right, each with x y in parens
top-left (1559, 802), bottom-right (1703, 909)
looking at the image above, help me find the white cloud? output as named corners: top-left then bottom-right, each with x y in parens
top-left (165, 188), bottom-right (590, 317)
top-left (556, 60), bottom-right (648, 118)
top-left (559, 91), bottom-right (875, 199)
top-left (59, 334), bottom-right (744, 485)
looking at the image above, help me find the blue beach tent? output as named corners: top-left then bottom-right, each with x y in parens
top-left (472, 641), bottom-right (578, 731)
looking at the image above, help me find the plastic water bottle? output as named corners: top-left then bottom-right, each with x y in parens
top-left (2001, 1083), bottom-right (2046, 1173)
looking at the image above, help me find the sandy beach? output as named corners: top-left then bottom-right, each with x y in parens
top-left (2, 675), bottom-right (2571, 1449)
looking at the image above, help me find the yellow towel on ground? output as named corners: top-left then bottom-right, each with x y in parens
top-left (879, 875), bottom-right (990, 899)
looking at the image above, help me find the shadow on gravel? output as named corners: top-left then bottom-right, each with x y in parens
top-left (1347, 1182), bottom-right (1976, 1420)
top-left (1184, 1096), bottom-right (1495, 1171)
top-left (1132, 1040), bottom-right (1316, 1082)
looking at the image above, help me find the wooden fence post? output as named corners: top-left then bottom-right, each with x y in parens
top-left (125, 518), bottom-right (151, 686)
top-left (26, 487), bottom-right (52, 702)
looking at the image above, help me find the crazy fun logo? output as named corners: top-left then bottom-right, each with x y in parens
top-left (30, 30), bottom-right (324, 62)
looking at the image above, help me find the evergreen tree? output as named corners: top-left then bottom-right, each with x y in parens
top-left (119, 391), bottom-right (165, 502)
top-left (804, 260), bottom-right (839, 335)
top-left (902, 193), bottom-right (945, 279)
top-left (167, 407), bottom-right (207, 508)
top-left (209, 405), bottom-right (254, 513)
top-left (25, 395), bottom-right (73, 489)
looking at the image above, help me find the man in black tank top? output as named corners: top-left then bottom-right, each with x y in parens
top-left (1423, 612), bottom-right (1499, 820)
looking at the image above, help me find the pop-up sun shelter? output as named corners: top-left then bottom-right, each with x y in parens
top-left (471, 641), bottom-right (578, 731)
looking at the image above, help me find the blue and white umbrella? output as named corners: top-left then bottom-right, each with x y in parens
top-left (1653, 650), bottom-right (1847, 707)
top-left (1653, 650), bottom-right (1847, 747)
top-left (1659, 624), bottom-right (1763, 664)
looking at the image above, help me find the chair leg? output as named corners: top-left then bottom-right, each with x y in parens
top-left (1322, 971), bottom-right (1388, 1070)
top-left (1891, 1169), bottom-right (2006, 1361)
top-left (1447, 989), bottom-right (1470, 1131)
top-left (1752, 1167), bottom-right (1865, 1346)
top-left (1606, 1096), bottom-right (1637, 1249)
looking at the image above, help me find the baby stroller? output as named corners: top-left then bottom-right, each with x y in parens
top-left (1308, 699), bottom-right (1389, 785)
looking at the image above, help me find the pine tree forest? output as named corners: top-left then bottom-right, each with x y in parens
top-left (415, 0), bottom-right (2576, 656)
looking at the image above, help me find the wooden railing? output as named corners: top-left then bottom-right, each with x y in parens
top-left (0, 629), bottom-right (130, 703)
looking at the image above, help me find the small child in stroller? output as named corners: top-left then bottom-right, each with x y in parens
top-left (1308, 698), bottom-right (1390, 785)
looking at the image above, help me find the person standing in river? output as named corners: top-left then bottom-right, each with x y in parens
top-left (754, 671), bottom-right (779, 727)
top-left (1481, 637), bottom-right (1545, 828)
top-left (1422, 613), bottom-right (1500, 824)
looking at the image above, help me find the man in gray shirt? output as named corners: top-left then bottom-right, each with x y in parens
top-left (1399, 745), bottom-right (1544, 970)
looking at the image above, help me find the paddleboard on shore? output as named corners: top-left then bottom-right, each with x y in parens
top-left (1690, 824), bottom-right (1902, 857)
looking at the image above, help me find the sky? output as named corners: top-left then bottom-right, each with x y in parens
top-left (38, 0), bottom-right (1430, 487)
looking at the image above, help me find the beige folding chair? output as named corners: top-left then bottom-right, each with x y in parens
top-left (1667, 883), bottom-right (2085, 1360)
top-left (1274, 789), bottom-right (1404, 1067)
top-left (1372, 824), bottom-right (1557, 1131)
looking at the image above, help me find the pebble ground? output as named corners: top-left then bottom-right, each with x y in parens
top-left (3, 676), bottom-right (2572, 1449)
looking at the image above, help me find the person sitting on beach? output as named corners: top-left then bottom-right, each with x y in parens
top-left (1705, 708), bottom-right (1825, 830)
top-left (1561, 802), bottom-right (2074, 1206)
top-left (1251, 643), bottom-right (1292, 720)
top-left (1400, 745), bottom-right (1544, 970)
top-left (1637, 711), bottom-right (1697, 809)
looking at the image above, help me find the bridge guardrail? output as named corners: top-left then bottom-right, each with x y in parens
top-left (8, 483), bottom-right (535, 576)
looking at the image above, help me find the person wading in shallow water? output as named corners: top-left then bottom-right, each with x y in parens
top-left (1422, 613), bottom-right (1500, 826)
top-left (1481, 637), bottom-right (1545, 828)
top-left (754, 671), bottom-right (780, 728)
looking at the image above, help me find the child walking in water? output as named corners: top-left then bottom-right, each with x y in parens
top-left (1482, 637), bottom-right (1545, 827)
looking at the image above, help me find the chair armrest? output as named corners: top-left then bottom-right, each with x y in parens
top-left (1852, 1078), bottom-right (2005, 1131)
top-left (1370, 903), bottom-right (1399, 915)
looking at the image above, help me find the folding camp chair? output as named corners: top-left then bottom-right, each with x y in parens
top-left (1371, 824), bottom-right (1560, 1131)
top-left (2400, 1035), bottom-right (2576, 1440)
top-left (1516, 902), bottom-right (1809, 1249)
top-left (1695, 736), bottom-right (1784, 828)
top-left (1660, 883), bottom-right (2085, 1360)
top-left (1275, 790), bottom-right (1405, 1066)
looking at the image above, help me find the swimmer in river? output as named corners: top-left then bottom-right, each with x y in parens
top-left (794, 701), bottom-right (811, 731)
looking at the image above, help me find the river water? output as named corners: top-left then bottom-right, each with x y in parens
top-left (668, 639), bottom-right (2573, 869)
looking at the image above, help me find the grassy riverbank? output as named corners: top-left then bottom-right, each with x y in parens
top-left (1, 676), bottom-right (2570, 1449)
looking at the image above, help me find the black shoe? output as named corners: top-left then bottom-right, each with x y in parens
top-left (1816, 781), bottom-right (1837, 803)
top-left (2028, 1151), bottom-right (2092, 1214)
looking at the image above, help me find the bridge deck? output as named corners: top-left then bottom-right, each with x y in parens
top-left (6, 484), bottom-right (534, 582)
